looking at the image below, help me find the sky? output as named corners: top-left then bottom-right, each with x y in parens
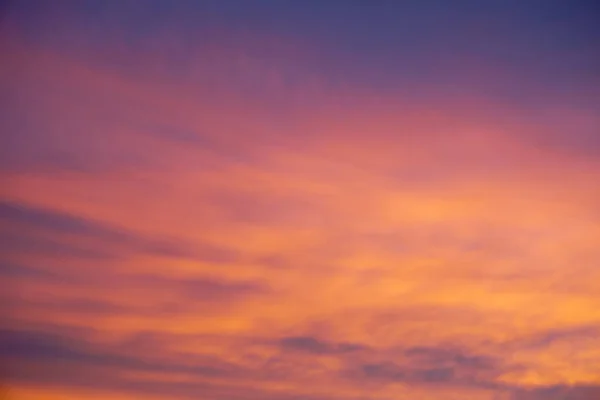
top-left (1, 1), bottom-right (599, 399)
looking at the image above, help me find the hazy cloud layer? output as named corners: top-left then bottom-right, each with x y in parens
top-left (1, 1), bottom-right (599, 399)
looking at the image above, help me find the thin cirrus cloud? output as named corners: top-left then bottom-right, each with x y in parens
top-left (1, 1), bottom-right (600, 400)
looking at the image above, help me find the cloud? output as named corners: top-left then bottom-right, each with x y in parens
top-left (511, 385), bottom-right (600, 400)
top-left (3, 265), bottom-right (269, 322)
top-left (0, 199), bottom-right (238, 263)
top-left (0, 231), bottom-right (119, 260)
top-left (0, 200), bottom-right (129, 241)
top-left (518, 325), bottom-right (600, 350)
top-left (0, 328), bottom-right (241, 380)
top-left (404, 346), bottom-right (497, 370)
top-left (0, 262), bottom-right (62, 281)
top-left (341, 343), bottom-right (507, 391)
top-left (131, 274), bottom-right (270, 304)
top-left (278, 336), bottom-right (368, 355)
top-left (357, 361), bottom-right (406, 381)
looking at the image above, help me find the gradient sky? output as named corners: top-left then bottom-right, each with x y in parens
top-left (1, 1), bottom-right (600, 399)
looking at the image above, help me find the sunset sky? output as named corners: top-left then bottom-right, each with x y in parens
top-left (1, 1), bottom-right (600, 399)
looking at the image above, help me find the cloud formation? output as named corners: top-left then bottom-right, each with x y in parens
top-left (1, 1), bottom-right (599, 399)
